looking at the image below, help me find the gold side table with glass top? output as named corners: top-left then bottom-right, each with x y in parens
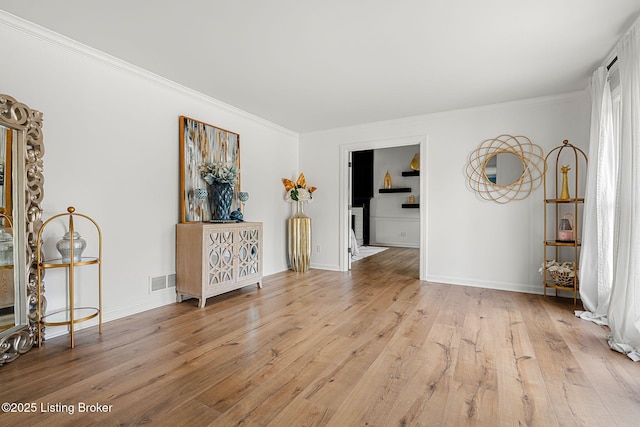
top-left (36, 206), bottom-right (102, 348)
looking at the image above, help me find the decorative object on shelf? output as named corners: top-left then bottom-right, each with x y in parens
top-left (384, 171), bottom-right (392, 189)
top-left (0, 228), bottom-right (12, 266)
top-left (466, 134), bottom-right (545, 203)
top-left (543, 139), bottom-right (588, 305)
top-left (539, 260), bottom-right (577, 287)
top-left (210, 182), bottom-right (234, 220)
top-left (193, 188), bottom-right (208, 219)
top-left (560, 165), bottom-right (571, 200)
top-left (199, 162), bottom-right (238, 186)
top-left (179, 116), bottom-right (240, 223)
top-left (56, 231), bottom-right (87, 263)
top-left (37, 206), bottom-right (102, 348)
top-left (282, 173), bottom-right (317, 272)
top-left (200, 162), bottom-right (239, 221)
top-left (230, 210), bottom-right (243, 221)
top-left (557, 213), bottom-right (574, 242)
top-left (238, 191), bottom-right (249, 213)
top-left (408, 195), bottom-right (415, 204)
top-left (410, 153), bottom-right (420, 171)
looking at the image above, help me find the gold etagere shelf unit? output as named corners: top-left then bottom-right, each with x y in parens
top-left (543, 140), bottom-right (588, 305)
top-left (36, 206), bottom-right (102, 348)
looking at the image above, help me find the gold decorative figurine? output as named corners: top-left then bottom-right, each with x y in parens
top-left (560, 165), bottom-right (571, 200)
top-left (410, 153), bottom-right (420, 171)
top-left (384, 171), bottom-right (392, 189)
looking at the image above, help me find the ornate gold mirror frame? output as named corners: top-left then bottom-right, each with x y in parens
top-left (466, 134), bottom-right (544, 203)
top-left (0, 94), bottom-right (44, 365)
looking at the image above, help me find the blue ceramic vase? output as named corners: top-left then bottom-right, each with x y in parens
top-left (211, 182), bottom-right (234, 220)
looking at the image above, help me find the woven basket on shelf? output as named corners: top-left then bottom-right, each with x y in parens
top-left (545, 260), bottom-right (577, 287)
top-left (549, 269), bottom-right (577, 287)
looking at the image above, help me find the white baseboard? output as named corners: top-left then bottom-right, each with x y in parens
top-left (309, 262), bottom-right (341, 271)
top-left (426, 275), bottom-right (543, 295)
top-left (369, 241), bottom-right (420, 249)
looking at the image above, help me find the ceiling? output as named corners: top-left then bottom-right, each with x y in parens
top-left (1, 1), bottom-right (639, 133)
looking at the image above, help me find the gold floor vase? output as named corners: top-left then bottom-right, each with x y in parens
top-left (288, 203), bottom-right (312, 272)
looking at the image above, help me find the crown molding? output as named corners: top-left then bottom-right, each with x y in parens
top-left (0, 10), bottom-right (298, 138)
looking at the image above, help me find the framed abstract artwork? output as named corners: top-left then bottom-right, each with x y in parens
top-left (179, 116), bottom-right (240, 223)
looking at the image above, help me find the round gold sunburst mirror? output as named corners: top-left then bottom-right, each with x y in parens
top-left (466, 134), bottom-right (544, 203)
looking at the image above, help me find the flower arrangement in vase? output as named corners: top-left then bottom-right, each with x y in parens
top-left (282, 173), bottom-right (317, 216)
top-left (199, 162), bottom-right (239, 220)
top-left (282, 173), bottom-right (317, 272)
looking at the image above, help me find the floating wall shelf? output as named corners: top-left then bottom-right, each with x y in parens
top-left (379, 188), bottom-right (411, 193)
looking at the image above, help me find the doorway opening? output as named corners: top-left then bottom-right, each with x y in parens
top-left (339, 136), bottom-right (427, 280)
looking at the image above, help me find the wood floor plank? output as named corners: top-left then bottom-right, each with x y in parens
top-left (266, 395), bottom-right (332, 427)
top-left (208, 334), bottom-right (335, 425)
top-left (543, 297), bottom-right (640, 426)
top-left (315, 282), bottom-right (445, 424)
top-left (494, 292), bottom-right (558, 426)
top-left (442, 288), bottom-right (498, 426)
top-left (517, 294), bottom-right (616, 426)
top-left (301, 279), bottom-right (423, 416)
top-left (1, 247), bottom-right (639, 426)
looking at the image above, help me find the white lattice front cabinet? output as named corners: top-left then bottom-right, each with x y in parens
top-left (176, 222), bottom-right (263, 308)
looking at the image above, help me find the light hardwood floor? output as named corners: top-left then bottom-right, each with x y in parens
top-left (1, 247), bottom-right (639, 426)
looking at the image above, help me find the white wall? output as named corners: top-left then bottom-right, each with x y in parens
top-left (300, 92), bottom-right (590, 294)
top-left (0, 11), bottom-right (593, 339)
top-left (370, 145), bottom-right (420, 247)
top-left (0, 13), bottom-right (298, 336)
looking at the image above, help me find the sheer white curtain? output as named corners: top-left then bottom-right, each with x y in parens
top-left (606, 17), bottom-right (640, 361)
top-left (577, 67), bottom-right (617, 326)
